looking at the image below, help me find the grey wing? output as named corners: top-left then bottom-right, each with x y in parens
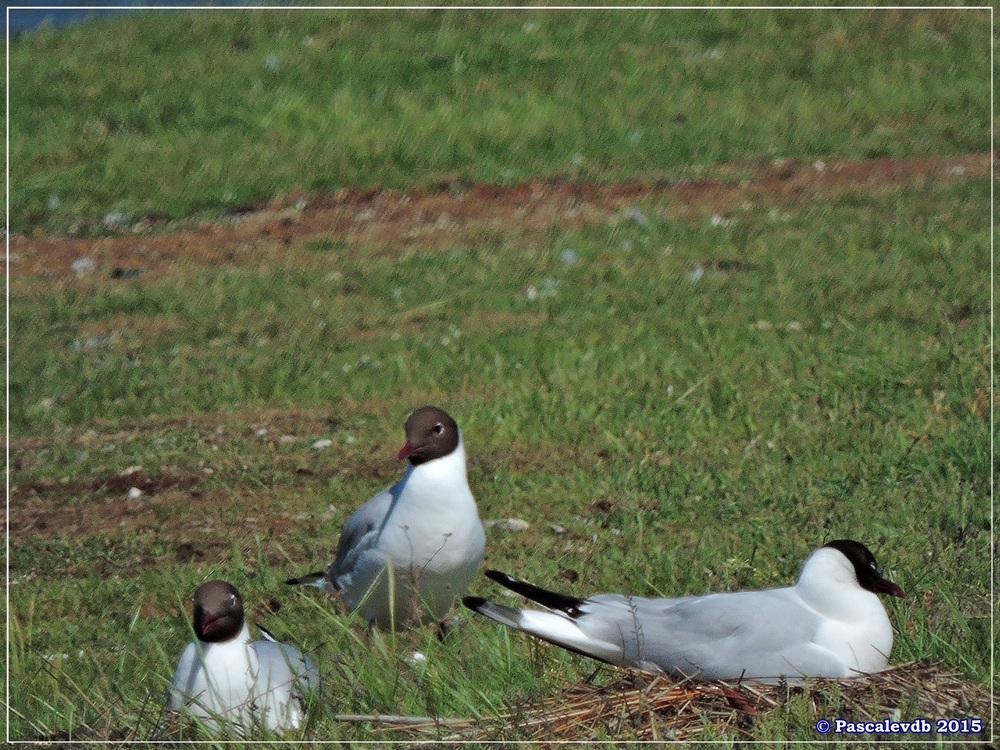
top-left (581, 589), bottom-right (838, 680)
top-left (166, 641), bottom-right (199, 709)
top-left (253, 641), bottom-right (320, 692)
top-left (328, 487), bottom-right (394, 583)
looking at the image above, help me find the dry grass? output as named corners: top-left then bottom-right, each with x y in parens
top-left (354, 660), bottom-right (994, 742)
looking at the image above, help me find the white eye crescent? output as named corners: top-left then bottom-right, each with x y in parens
top-left (433, 422), bottom-right (444, 435)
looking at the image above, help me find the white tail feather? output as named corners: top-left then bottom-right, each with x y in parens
top-left (471, 599), bottom-right (625, 666)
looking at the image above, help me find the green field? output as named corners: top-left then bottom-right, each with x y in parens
top-left (9, 8), bottom-right (990, 233)
top-left (8, 7), bottom-right (993, 745)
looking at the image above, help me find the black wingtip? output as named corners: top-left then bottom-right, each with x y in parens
top-left (463, 595), bottom-right (488, 611)
top-left (483, 569), bottom-right (586, 615)
top-left (285, 571), bottom-right (324, 586)
top-left (256, 622), bottom-right (279, 642)
top-left (485, 569), bottom-right (514, 585)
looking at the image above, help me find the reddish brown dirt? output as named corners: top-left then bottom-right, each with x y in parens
top-left (8, 153), bottom-right (992, 575)
top-left (8, 153), bottom-right (990, 282)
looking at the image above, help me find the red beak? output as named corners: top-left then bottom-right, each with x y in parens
top-left (397, 442), bottom-right (416, 461)
top-left (198, 610), bottom-right (222, 637)
top-left (875, 580), bottom-right (905, 598)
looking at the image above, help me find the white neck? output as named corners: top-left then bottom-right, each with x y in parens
top-left (402, 432), bottom-right (468, 483)
top-left (199, 622), bottom-right (253, 652)
top-left (795, 547), bottom-right (872, 615)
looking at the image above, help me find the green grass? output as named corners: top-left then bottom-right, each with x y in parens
top-left (10, 177), bottom-right (991, 742)
top-left (9, 8), bottom-right (991, 232)
top-left (7, 6), bottom-right (993, 745)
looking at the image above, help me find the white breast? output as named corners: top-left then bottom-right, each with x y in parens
top-left (345, 438), bottom-right (485, 627)
top-left (167, 624), bottom-right (257, 730)
top-left (167, 625), bottom-right (317, 731)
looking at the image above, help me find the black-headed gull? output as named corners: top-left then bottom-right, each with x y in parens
top-left (167, 581), bottom-right (319, 731)
top-left (288, 406), bottom-right (485, 630)
top-left (464, 540), bottom-right (904, 681)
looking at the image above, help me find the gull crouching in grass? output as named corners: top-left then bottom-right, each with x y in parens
top-left (287, 406), bottom-right (486, 631)
top-left (464, 540), bottom-right (904, 682)
top-left (167, 581), bottom-right (319, 732)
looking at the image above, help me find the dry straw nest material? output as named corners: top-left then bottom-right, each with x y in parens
top-left (379, 659), bottom-right (994, 742)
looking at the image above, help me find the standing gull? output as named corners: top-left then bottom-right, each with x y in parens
top-left (288, 406), bottom-right (485, 630)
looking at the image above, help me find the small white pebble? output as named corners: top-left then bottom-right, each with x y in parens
top-left (127, 487), bottom-right (142, 500)
top-left (103, 212), bottom-right (125, 229)
top-left (560, 247), bottom-right (579, 266)
top-left (312, 438), bottom-right (333, 449)
top-left (484, 518), bottom-right (531, 532)
top-left (551, 525), bottom-right (566, 535)
top-left (279, 435), bottom-right (296, 445)
top-left (255, 428), bottom-right (268, 437)
top-left (624, 206), bottom-right (649, 226)
top-left (688, 264), bottom-right (705, 283)
top-left (813, 160), bottom-right (826, 171)
top-left (71, 257), bottom-right (96, 275)
top-left (407, 651), bottom-right (427, 666)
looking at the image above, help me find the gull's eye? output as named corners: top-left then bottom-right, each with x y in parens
top-left (433, 422), bottom-right (444, 435)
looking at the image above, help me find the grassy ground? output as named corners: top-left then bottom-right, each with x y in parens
top-left (9, 8), bottom-right (990, 232)
top-left (7, 6), bottom-right (993, 746)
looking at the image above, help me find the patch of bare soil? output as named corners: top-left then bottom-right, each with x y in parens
top-left (8, 153), bottom-right (990, 282)
top-left (8, 409), bottom-right (348, 573)
top-left (11, 477), bottom-right (304, 577)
